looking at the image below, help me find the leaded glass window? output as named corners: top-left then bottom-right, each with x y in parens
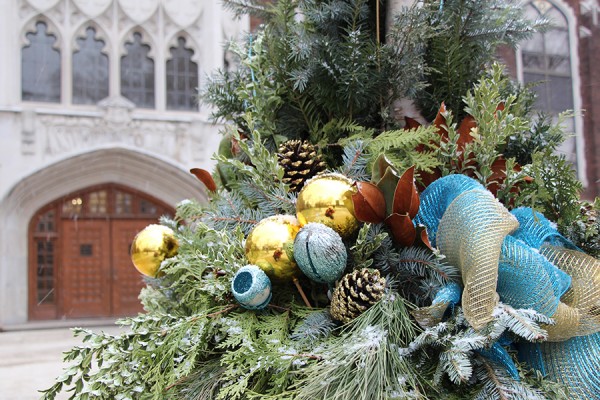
top-left (166, 37), bottom-right (198, 110)
top-left (520, 1), bottom-right (577, 165)
top-left (73, 27), bottom-right (109, 104)
top-left (121, 32), bottom-right (155, 108)
top-left (22, 21), bottom-right (61, 102)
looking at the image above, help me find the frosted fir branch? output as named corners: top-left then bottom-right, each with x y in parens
top-left (395, 246), bottom-right (460, 305)
top-left (473, 355), bottom-right (547, 400)
top-left (369, 223), bottom-right (401, 272)
top-left (339, 139), bottom-right (371, 181)
top-left (492, 304), bottom-right (552, 342)
top-left (291, 310), bottom-right (336, 343)
top-left (438, 349), bottom-right (473, 384)
top-left (202, 191), bottom-right (264, 235)
top-left (237, 180), bottom-right (297, 215)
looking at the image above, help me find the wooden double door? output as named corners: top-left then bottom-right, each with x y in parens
top-left (29, 184), bottom-right (174, 320)
top-left (60, 219), bottom-right (153, 318)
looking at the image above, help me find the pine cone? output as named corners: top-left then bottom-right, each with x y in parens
top-left (330, 268), bottom-right (386, 323)
top-left (277, 140), bottom-right (326, 192)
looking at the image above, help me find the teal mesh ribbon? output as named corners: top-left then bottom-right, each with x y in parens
top-left (416, 174), bottom-right (600, 399)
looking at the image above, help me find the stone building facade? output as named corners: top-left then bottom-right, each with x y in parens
top-left (0, 0), bottom-right (248, 327)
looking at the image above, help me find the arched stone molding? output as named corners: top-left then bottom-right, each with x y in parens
top-left (22, 0), bottom-right (61, 14)
top-left (71, 0), bottom-right (112, 19)
top-left (516, 0), bottom-right (587, 186)
top-left (0, 147), bottom-right (207, 327)
top-left (21, 13), bottom-right (63, 49)
top-left (165, 30), bottom-right (202, 64)
top-left (119, 26), bottom-right (157, 60)
top-left (72, 20), bottom-right (112, 55)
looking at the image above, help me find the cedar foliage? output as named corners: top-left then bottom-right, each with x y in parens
top-left (43, 1), bottom-right (597, 400)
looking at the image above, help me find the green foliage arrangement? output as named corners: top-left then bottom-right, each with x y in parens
top-left (43, 1), bottom-right (598, 400)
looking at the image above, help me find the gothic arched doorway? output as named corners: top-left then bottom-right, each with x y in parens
top-left (28, 183), bottom-right (174, 320)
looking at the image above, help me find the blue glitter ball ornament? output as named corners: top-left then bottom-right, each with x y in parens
top-left (231, 265), bottom-right (272, 310)
top-left (293, 223), bottom-right (347, 284)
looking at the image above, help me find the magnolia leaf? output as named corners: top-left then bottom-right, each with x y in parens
top-left (385, 213), bottom-right (416, 247)
top-left (433, 102), bottom-right (448, 139)
top-left (375, 164), bottom-right (401, 216)
top-left (404, 116), bottom-right (422, 130)
top-left (415, 224), bottom-right (433, 250)
top-left (457, 115), bottom-right (477, 150)
top-left (371, 153), bottom-right (396, 184)
top-left (352, 181), bottom-right (386, 223)
top-left (190, 168), bottom-right (217, 192)
top-left (392, 166), bottom-right (420, 219)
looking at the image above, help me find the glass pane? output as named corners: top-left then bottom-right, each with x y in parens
top-left (36, 238), bottom-right (55, 305)
top-left (544, 29), bottom-right (569, 57)
top-left (166, 37), bottom-right (198, 111)
top-left (545, 7), bottom-right (568, 28)
top-left (36, 210), bottom-right (56, 232)
top-left (80, 244), bottom-right (93, 256)
top-left (521, 32), bottom-right (543, 53)
top-left (140, 199), bottom-right (157, 215)
top-left (89, 190), bottom-right (107, 214)
top-left (21, 22), bottom-right (61, 102)
top-left (73, 27), bottom-right (109, 104)
top-left (520, 3), bottom-right (574, 115)
top-left (121, 32), bottom-right (155, 108)
top-left (115, 191), bottom-right (133, 214)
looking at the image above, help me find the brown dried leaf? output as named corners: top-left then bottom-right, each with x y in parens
top-left (393, 166), bottom-right (420, 219)
top-left (352, 182), bottom-right (386, 223)
top-left (385, 213), bottom-right (416, 247)
top-left (190, 168), bottom-right (217, 192)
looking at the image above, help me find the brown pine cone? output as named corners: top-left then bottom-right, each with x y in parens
top-left (330, 268), bottom-right (386, 323)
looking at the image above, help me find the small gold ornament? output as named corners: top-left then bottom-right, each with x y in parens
top-left (245, 215), bottom-right (301, 281)
top-left (130, 225), bottom-right (179, 277)
top-left (296, 173), bottom-right (359, 238)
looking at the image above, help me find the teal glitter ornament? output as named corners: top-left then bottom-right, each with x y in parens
top-left (293, 223), bottom-right (347, 284)
top-left (231, 265), bottom-right (272, 310)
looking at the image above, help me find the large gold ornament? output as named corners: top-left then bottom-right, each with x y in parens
top-left (130, 224), bottom-right (179, 277)
top-left (296, 173), bottom-right (359, 238)
top-left (245, 215), bottom-right (301, 281)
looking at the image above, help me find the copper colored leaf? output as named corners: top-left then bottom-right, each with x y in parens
top-left (393, 166), bottom-right (420, 219)
top-left (457, 115), bottom-right (477, 150)
top-left (433, 102), bottom-right (448, 140)
top-left (385, 213), bottom-right (416, 247)
top-left (352, 182), bottom-right (386, 223)
top-left (190, 168), bottom-right (217, 192)
top-left (415, 225), bottom-right (433, 250)
top-left (404, 116), bottom-right (422, 130)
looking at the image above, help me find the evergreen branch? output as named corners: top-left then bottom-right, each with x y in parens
top-left (492, 304), bottom-right (551, 342)
top-left (473, 355), bottom-right (548, 400)
top-left (350, 223), bottom-right (388, 269)
top-left (338, 139), bottom-right (372, 181)
top-left (395, 247), bottom-right (459, 305)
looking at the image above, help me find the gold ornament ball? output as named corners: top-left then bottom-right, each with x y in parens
top-left (245, 215), bottom-right (301, 281)
top-left (296, 173), bottom-right (359, 238)
top-left (130, 224), bottom-right (179, 277)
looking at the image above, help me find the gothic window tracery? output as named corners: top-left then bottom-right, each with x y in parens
top-left (166, 37), bottom-right (199, 111)
top-left (519, 0), bottom-right (578, 166)
top-left (21, 21), bottom-right (61, 102)
top-left (121, 32), bottom-right (155, 108)
top-left (73, 27), bottom-right (109, 104)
